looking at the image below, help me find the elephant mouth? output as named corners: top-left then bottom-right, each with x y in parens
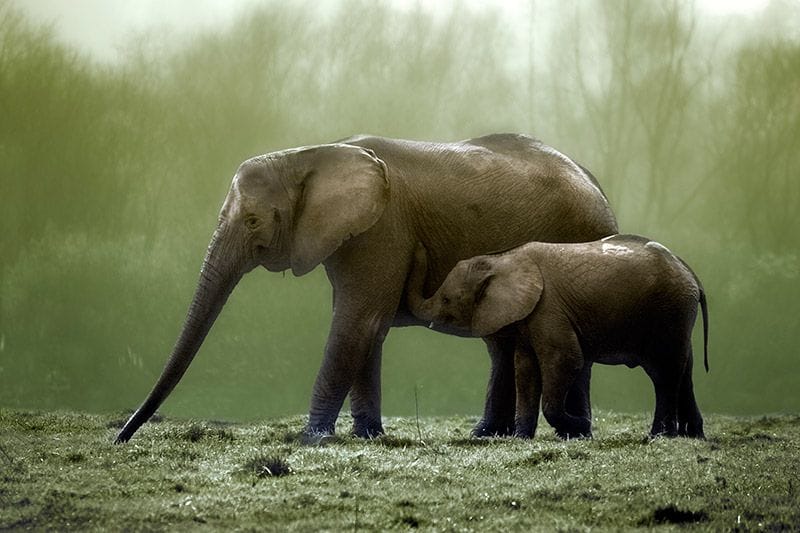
top-left (253, 244), bottom-right (267, 258)
top-left (261, 253), bottom-right (292, 273)
top-left (427, 321), bottom-right (451, 334)
top-left (427, 320), bottom-right (473, 337)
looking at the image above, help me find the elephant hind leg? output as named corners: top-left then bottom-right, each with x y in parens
top-left (677, 349), bottom-right (705, 439)
top-left (533, 328), bottom-right (592, 440)
top-left (648, 381), bottom-right (679, 437)
top-left (643, 344), bottom-right (686, 438)
top-left (565, 362), bottom-right (592, 421)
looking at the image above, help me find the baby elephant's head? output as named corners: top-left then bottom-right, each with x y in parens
top-left (407, 245), bottom-right (543, 337)
top-left (428, 259), bottom-right (494, 333)
top-left (408, 246), bottom-right (544, 337)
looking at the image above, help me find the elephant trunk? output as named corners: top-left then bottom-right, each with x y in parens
top-left (115, 228), bottom-right (242, 443)
top-left (406, 244), bottom-right (435, 323)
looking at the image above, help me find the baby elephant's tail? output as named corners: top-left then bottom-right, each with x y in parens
top-left (699, 287), bottom-right (709, 372)
top-left (679, 256), bottom-right (709, 372)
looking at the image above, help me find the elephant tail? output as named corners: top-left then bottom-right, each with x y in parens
top-left (679, 255), bottom-right (709, 373)
top-left (699, 287), bottom-right (709, 373)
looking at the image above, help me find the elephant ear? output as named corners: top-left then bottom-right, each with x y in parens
top-left (471, 254), bottom-right (544, 337)
top-left (289, 144), bottom-right (389, 276)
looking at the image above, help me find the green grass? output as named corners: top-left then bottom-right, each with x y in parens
top-left (1, 410), bottom-right (798, 531)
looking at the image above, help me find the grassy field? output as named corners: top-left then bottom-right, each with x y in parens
top-left (1, 409), bottom-right (798, 531)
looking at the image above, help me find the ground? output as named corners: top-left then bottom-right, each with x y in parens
top-left (1, 409), bottom-right (798, 531)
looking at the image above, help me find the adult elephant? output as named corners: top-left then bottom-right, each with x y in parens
top-left (115, 133), bottom-right (618, 443)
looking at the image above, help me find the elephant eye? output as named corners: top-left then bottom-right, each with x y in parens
top-left (245, 216), bottom-right (260, 230)
top-left (441, 296), bottom-right (450, 305)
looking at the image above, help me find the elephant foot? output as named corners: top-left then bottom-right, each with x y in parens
top-left (302, 416), bottom-right (336, 445)
top-left (550, 415), bottom-right (592, 440)
top-left (300, 427), bottom-right (336, 446)
top-left (555, 428), bottom-right (592, 440)
top-left (677, 421), bottom-right (705, 439)
top-left (513, 417), bottom-right (538, 439)
top-left (472, 418), bottom-right (515, 438)
top-left (352, 418), bottom-right (384, 439)
top-left (650, 419), bottom-right (679, 438)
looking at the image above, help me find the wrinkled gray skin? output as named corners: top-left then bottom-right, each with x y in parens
top-left (407, 235), bottom-right (708, 439)
top-left (115, 133), bottom-right (617, 443)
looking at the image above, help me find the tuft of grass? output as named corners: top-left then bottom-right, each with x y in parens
top-left (241, 453), bottom-right (293, 478)
top-left (180, 423), bottom-right (235, 443)
top-left (65, 452), bottom-right (85, 463)
top-left (518, 449), bottom-right (563, 466)
top-left (182, 424), bottom-right (205, 442)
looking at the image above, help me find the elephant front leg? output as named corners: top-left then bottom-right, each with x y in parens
top-left (513, 340), bottom-right (541, 438)
top-left (305, 312), bottom-right (387, 439)
top-left (473, 334), bottom-right (517, 437)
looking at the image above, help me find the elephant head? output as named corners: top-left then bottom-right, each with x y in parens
top-left (406, 244), bottom-right (543, 337)
top-left (115, 144), bottom-right (388, 442)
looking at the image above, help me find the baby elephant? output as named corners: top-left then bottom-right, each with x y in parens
top-left (407, 234), bottom-right (708, 440)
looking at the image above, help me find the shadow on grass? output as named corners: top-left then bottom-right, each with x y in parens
top-left (267, 431), bottom-right (431, 448)
top-left (371, 435), bottom-right (428, 448)
top-left (512, 447), bottom-right (591, 468)
top-left (447, 437), bottom-right (507, 447)
top-left (270, 430), bottom-right (346, 446)
top-left (709, 430), bottom-right (784, 449)
top-left (639, 505), bottom-right (709, 526)
top-left (593, 432), bottom-right (650, 450)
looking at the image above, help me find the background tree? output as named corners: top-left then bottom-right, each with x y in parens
top-left (1, 0), bottom-right (799, 418)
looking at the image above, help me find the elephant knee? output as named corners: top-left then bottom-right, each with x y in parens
top-left (541, 403), bottom-right (563, 428)
top-left (543, 402), bottom-right (591, 439)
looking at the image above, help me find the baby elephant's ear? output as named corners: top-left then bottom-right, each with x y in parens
top-left (471, 254), bottom-right (543, 337)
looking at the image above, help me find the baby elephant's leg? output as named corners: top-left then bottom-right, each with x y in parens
top-left (565, 362), bottom-right (592, 421)
top-left (513, 340), bottom-right (541, 438)
top-left (643, 344), bottom-right (685, 438)
top-left (646, 378), bottom-right (680, 437)
top-left (677, 349), bottom-right (704, 438)
top-left (532, 326), bottom-right (592, 439)
top-left (473, 335), bottom-right (517, 437)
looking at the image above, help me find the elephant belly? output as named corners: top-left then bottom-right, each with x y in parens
top-left (593, 351), bottom-right (641, 369)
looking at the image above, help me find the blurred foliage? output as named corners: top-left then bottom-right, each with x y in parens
top-left (1, 0), bottom-right (798, 419)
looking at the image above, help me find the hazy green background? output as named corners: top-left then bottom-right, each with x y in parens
top-left (1, 0), bottom-right (798, 422)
